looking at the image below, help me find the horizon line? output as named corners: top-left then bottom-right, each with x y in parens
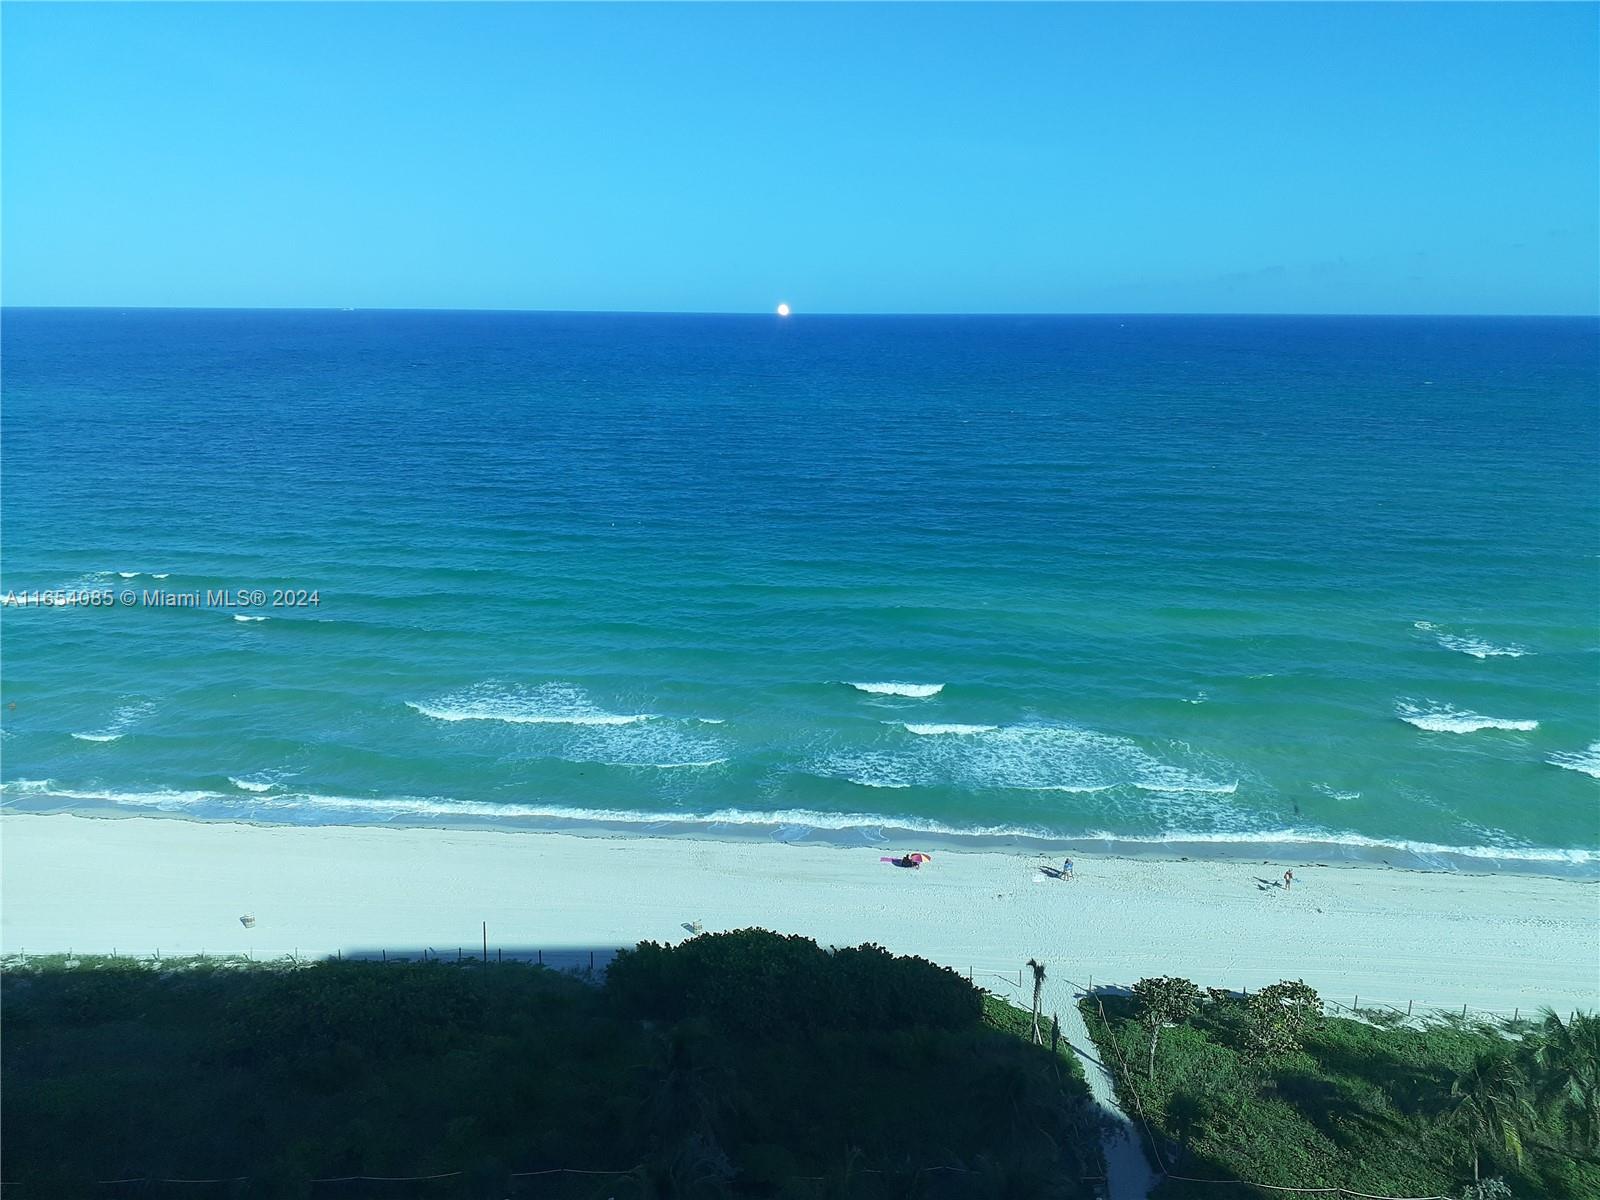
top-left (4, 304), bottom-right (1598, 320)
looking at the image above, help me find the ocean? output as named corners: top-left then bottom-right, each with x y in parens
top-left (2, 309), bottom-right (1596, 872)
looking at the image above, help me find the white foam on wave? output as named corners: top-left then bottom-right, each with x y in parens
top-left (848, 682), bottom-right (944, 699)
top-left (1548, 742), bottom-right (1600, 780)
top-left (152, 573), bottom-right (170, 580)
top-left (408, 682), bottom-right (732, 768)
top-left (232, 614), bottom-right (268, 623)
top-left (901, 723), bottom-right (996, 736)
top-left (117, 572), bottom-right (140, 580)
top-left (1396, 702), bottom-right (1538, 734)
top-left (229, 768), bottom-right (301, 793)
top-left (1413, 621), bottom-right (1529, 659)
top-left (1077, 826), bottom-right (1600, 866)
top-left (1134, 779), bottom-right (1238, 796)
top-left (3, 781), bottom-right (219, 810)
top-left (407, 682), bottom-right (654, 726)
top-left (416, 681), bottom-right (659, 729)
top-left (69, 700), bottom-right (154, 745)
top-left (7, 779), bottom-right (1593, 866)
top-left (1314, 784), bottom-right (1362, 801)
top-left (816, 721), bottom-right (1237, 798)
top-left (1018, 784), bottom-right (1115, 794)
top-left (411, 704), bottom-right (647, 726)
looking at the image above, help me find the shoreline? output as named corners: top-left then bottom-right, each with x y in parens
top-left (3, 793), bottom-right (1597, 882)
top-left (3, 811), bottom-right (1596, 1017)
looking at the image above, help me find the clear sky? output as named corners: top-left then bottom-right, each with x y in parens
top-left (3, 2), bottom-right (1596, 315)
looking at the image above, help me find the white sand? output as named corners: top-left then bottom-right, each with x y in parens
top-left (2, 813), bottom-right (1595, 1018)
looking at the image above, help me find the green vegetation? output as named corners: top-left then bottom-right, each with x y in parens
top-left (2, 934), bottom-right (1102, 1198)
top-left (1130, 977), bottom-right (1201, 1080)
top-left (1081, 979), bottom-right (1600, 1199)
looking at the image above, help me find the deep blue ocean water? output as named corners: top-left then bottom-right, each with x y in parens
top-left (2, 309), bottom-right (1596, 870)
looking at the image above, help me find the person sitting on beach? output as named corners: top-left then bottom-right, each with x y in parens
top-left (900, 853), bottom-right (920, 869)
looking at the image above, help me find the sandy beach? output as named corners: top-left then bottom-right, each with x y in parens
top-left (3, 812), bottom-right (1594, 1019)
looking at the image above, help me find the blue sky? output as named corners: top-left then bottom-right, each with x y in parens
top-left (3, 2), bottom-right (1596, 314)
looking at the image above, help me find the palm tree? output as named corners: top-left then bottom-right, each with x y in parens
top-left (1025, 959), bottom-right (1046, 1045)
top-left (1530, 1008), bottom-right (1600, 1153)
top-left (1449, 1049), bottom-right (1530, 1182)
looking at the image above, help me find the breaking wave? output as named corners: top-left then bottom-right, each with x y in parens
top-left (847, 682), bottom-right (944, 698)
top-left (1396, 702), bottom-right (1538, 733)
top-left (1413, 621), bottom-right (1529, 659)
top-left (69, 700), bottom-right (154, 745)
top-left (407, 682), bottom-right (654, 726)
top-left (405, 682), bottom-right (730, 768)
top-left (1548, 742), bottom-right (1600, 779)
top-left (813, 721), bottom-right (1238, 797)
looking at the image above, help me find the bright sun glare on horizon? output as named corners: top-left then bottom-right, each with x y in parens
top-left (776, 303), bottom-right (791, 317)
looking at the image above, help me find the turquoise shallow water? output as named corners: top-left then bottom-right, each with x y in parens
top-left (2, 310), bottom-right (1596, 870)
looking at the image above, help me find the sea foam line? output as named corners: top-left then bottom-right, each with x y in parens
top-left (408, 702), bottom-right (652, 727)
top-left (1413, 621), bottom-right (1529, 660)
top-left (817, 721), bottom-right (1238, 797)
top-left (69, 700), bottom-right (155, 744)
top-left (900, 723), bottom-right (996, 736)
top-left (1076, 827), bottom-right (1600, 866)
top-left (1133, 780), bottom-right (1238, 795)
top-left (406, 682), bottom-right (657, 727)
top-left (5, 779), bottom-right (1595, 866)
top-left (1396, 702), bottom-right (1538, 734)
top-left (1548, 742), bottom-right (1600, 780)
top-left (848, 682), bottom-right (944, 699)
top-left (630, 759), bottom-right (730, 770)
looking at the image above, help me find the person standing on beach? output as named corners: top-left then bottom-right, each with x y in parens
top-left (1062, 858), bottom-right (1074, 880)
top-left (1283, 869), bottom-right (1294, 890)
